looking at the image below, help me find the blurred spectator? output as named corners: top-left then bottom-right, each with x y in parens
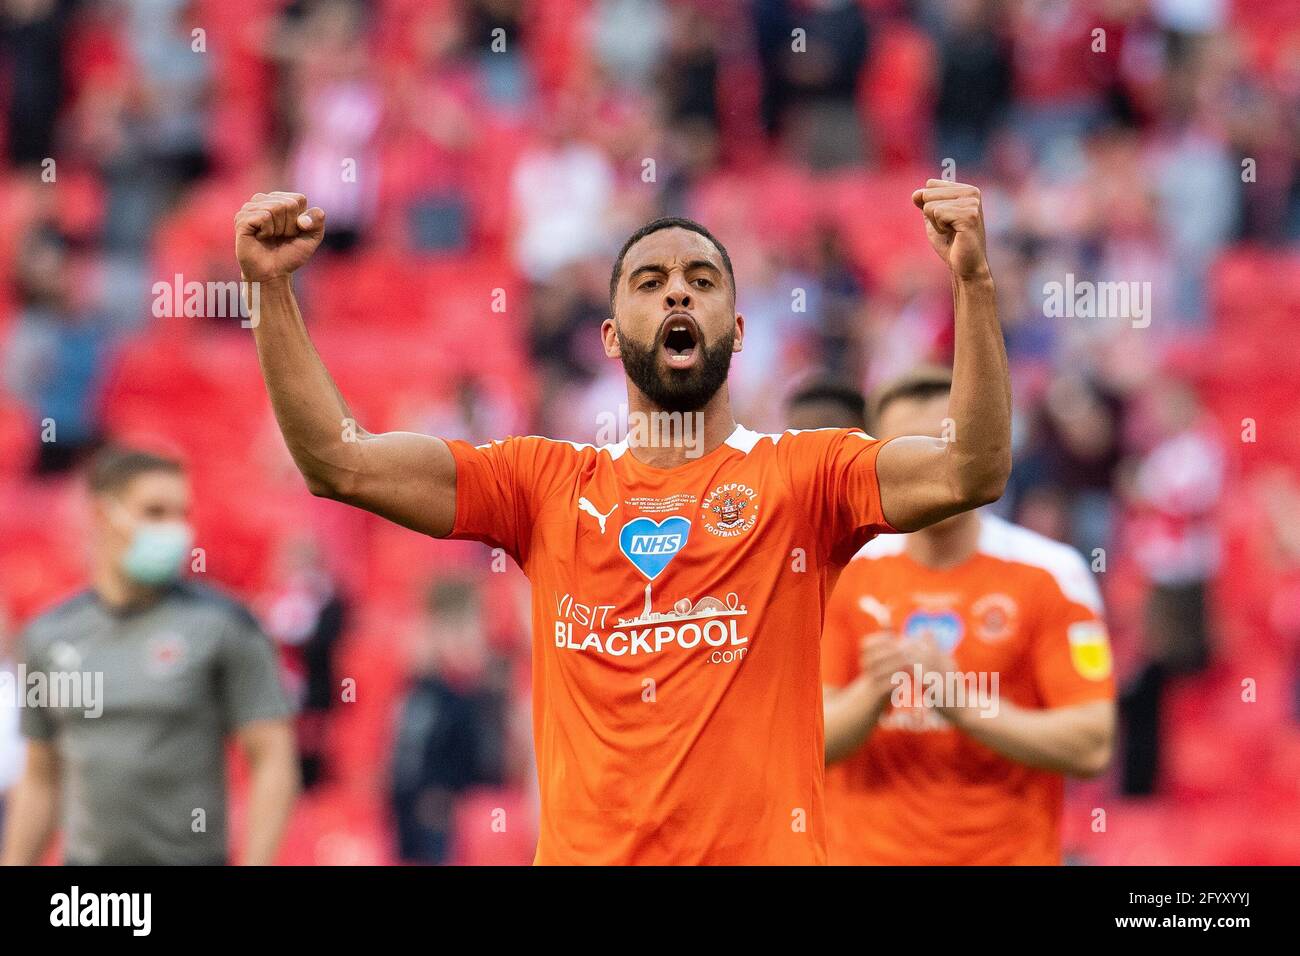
top-left (1014, 482), bottom-right (1075, 545)
top-left (463, 0), bottom-right (529, 110)
top-left (1131, 375), bottom-right (1223, 670)
top-left (277, 0), bottom-right (380, 252)
top-left (932, 0), bottom-right (1012, 171)
top-left (730, 245), bottom-right (818, 431)
top-left (1005, 0), bottom-right (1107, 155)
top-left (1256, 470), bottom-right (1300, 722)
top-left (3, 228), bottom-right (114, 475)
top-left (594, 0), bottom-right (669, 92)
top-left (407, 374), bottom-right (524, 446)
top-left (2, 0), bottom-right (71, 166)
top-left (1152, 123), bottom-right (1239, 324)
top-left (60, 0), bottom-right (211, 252)
top-left (754, 0), bottom-right (870, 169)
top-left (261, 536), bottom-right (349, 791)
top-left (393, 7), bottom-right (479, 253)
top-left (1120, 374), bottom-right (1224, 794)
top-left (124, 0), bottom-right (213, 186)
top-left (804, 221), bottom-right (866, 380)
top-left (1035, 373), bottom-right (1127, 557)
top-left (390, 577), bottom-right (509, 865)
top-left (510, 96), bottom-right (615, 282)
top-left (659, 1), bottom-right (720, 137)
top-left (527, 262), bottom-right (608, 383)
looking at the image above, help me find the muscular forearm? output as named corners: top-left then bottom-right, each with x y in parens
top-left (0, 776), bottom-right (59, 865)
top-left (824, 678), bottom-right (890, 765)
top-left (248, 276), bottom-right (364, 497)
top-left (946, 698), bottom-right (1115, 778)
top-left (240, 754), bottom-right (300, 866)
top-left (946, 274), bottom-right (1011, 504)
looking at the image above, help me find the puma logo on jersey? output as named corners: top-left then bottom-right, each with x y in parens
top-left (858, 595), bottom-right (892, 627)
top-left (578, 497), bottom-right (618, 534)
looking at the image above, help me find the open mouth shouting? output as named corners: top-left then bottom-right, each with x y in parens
top-left (661, 313), bottom-right (701, 370)
top-left (618, 308), bottom-right (735, 413)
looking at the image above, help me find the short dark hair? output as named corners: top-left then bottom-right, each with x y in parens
top-left (869, 365), bottom-right (954, 433)
top-left (609, 216), bottom-right (735, 309)
top-left (786, 378), bottom-right (868, 430)
top-left (88, 447), bottom-right (183, 496)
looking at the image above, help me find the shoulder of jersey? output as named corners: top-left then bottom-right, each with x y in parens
top-left (476, 434), bottom-right (627, 461)
top-left (484, 425), bottom-right (874, 463)
top-left (975, 514), bottom-right (1102, 613)
top-left (175, 580), bottom-right (263, 631)
top-left (715, 425), bottom-right (875, 454)
top-left (848, 514), bottom-right (1102, 611)
top-left (24, 589), bottom-right (98, 640)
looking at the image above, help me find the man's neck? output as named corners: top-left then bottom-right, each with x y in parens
top-left (92, 563), bottom-right (165, 613)
top-left (622, 382), bottom-right (737, 469)
top-left (904, 509), bottom-right (983, 571)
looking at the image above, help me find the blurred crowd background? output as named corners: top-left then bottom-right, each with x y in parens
top-left (1, 0), bottom-right (1298, 864)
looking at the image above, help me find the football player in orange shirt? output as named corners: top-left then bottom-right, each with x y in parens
top-left (235, 180), bottom-right (1012, 864)
top-left (816, 368), bottom-right (1117, 865)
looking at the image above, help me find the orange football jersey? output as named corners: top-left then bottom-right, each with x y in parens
top-left (821, 515), bottom-right (1116, 865)
top-left (446, 425), bottom-right (895, 864)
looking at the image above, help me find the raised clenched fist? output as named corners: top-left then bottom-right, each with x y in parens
top-left (235, 192), bottom-right (326, 282)
top-left (911, 179), bottom-right (991, 282)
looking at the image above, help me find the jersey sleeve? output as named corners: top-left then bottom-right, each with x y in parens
top-left (216, 606), bottom-right (296, 733)
top-left (444, 436), bottom-right (575, 568)
top-left (821, 559), bottom-right (870, 689)
top-left (1030, 552), bottom-right (1117, 708)
top-left (783, 429), bottom-right (898, 564)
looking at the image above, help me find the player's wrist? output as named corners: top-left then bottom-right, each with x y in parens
top-left (952, 267), bottom-right (994, 287)
top-left (939, 689), bottom-right (995, 728)
top-left (241, 272), bottom-right (293, 288)
top-left (865, 676), bottom-right (897, 710)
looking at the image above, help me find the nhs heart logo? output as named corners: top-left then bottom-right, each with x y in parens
top-left (619, 516), bottom-right (691, 581)
top-left (903, 610), bottom-right (964, 652)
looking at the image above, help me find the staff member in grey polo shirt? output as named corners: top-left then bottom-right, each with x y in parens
top-left (0, 448), bottom-right (300, 865)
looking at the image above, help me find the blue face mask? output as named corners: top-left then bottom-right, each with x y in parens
top-left (121, 521), bottom-right (194, 586)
